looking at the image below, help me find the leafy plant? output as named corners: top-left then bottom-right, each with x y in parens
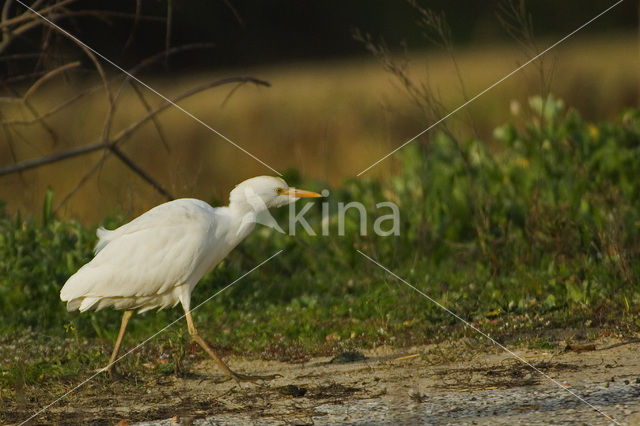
top-left (0, 100), bottom-right (639, 384)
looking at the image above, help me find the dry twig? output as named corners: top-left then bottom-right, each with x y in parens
top-left (1, 1), bottom-right (269, 211)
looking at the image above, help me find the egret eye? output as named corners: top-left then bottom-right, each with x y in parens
top-left (275, 188), bottom-right (285, 195)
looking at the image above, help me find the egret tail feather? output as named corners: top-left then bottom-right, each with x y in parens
top-left (94, 227), bottom-right (114, 254)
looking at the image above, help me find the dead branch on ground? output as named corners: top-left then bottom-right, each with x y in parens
top-left (1, 1), bottom-right (264, 211)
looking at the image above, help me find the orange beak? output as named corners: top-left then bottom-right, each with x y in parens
top-left (284, 188), bottom-right (322, 198)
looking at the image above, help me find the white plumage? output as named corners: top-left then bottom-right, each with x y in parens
top-left (62, 199), bottom-right (243, 313)
top-left (60, 176), bottom-right (321, 381)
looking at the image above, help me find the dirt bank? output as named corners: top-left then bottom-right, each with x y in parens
top-left (6, 337), bottom-right (640, 425)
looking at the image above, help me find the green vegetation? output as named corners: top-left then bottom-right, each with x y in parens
top-left (1, 97), bottom-right (639, 400)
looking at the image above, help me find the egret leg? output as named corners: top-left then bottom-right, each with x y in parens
top-left (184, 311), bottom-right (280, 383)
top-left (96, 309), bottom-right (134, 375)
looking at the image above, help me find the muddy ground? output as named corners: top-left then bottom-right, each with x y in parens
top-left (5, 336), bottom-right (640, 425)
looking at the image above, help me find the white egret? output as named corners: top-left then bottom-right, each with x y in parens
top-left (60, 176), bottom-right (321, 381)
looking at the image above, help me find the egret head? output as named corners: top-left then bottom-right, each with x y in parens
top-left (229, 176), bottom-right (321, 211)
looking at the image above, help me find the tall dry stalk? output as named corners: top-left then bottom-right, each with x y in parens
top-left (354, 3), bottom-right (494, 263)
top-left (0, 0), bottom-right (269, 212)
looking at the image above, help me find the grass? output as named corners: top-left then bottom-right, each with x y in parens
top-left (1, 93), bottom-right (640, 414)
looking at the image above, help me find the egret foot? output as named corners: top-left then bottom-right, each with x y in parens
top-left (186, 311), bottom-right (280, 384)
top-left (94, 364), bottom-right (114, 376)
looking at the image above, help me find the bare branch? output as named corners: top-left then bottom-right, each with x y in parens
top-left (109, 145), bottom-right (174, 200)
top-left (220, 82), bottom-right (245, 108)
top-left (104, 43), bottom-right (215, 143)
top-left (1, 0), bottom-right (14, 24)
top-left (111, 76), bottom-right (270, 145)
top-left (21, 97), bottom-right (59, 145)
top-left (1, 70), bottom-right (49, 85)
top-left (219, 0), bottom-right (245, 27)
top-left (17, 6), bottom-right (114, 112)
top-left (0, 79), bottom-right (59, 144)
top-left (1, 0), bottom-right (14, 43)
top-left (2, 45), bottom-right (213, 124)
top-left (1, 2), bottom-right (267, 209)
top-left (165, 0), bottom-right (172, 67)
top-left (128, 43), bottom-right (215, 77)
top-left (123, 0), bottom-right (142, 51)
top-left (0, 0), bottom-right (82, 54)
top-left (23, 60), bottom-right (80, 99)
top-left (24, 10), bottom-right (115, 146)
top-left (0, 76), bottom-right (270, 177)
top-left (46, 10), bottom-right (166, 22)
top-left (12, 124), bottom-right (46, 155)
top-left (0, 2), bottom-right (164, 53)
top-left (54, 154), bottom-right (105, 213)
top-left (0, 0), bottom-right (75, 29)
top-left (130, 82), bottom-right (171, 152)
top-left (0, 19), bottom-right (45, 53)
top-left (0, 51), bottom-right (50, 61)
top-left (0, 140), bottom-right (109, 176)
top-left (1, 84), bottom-right (103, 125)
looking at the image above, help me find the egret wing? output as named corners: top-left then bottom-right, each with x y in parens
top-left (61, 199), bottom-right (216, 306)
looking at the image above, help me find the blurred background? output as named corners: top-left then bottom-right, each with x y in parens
top-left (1, 0), bottom-right (638, 223)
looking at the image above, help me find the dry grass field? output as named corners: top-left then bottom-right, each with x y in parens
top-left (1, 32), bottom-right (637, 223)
